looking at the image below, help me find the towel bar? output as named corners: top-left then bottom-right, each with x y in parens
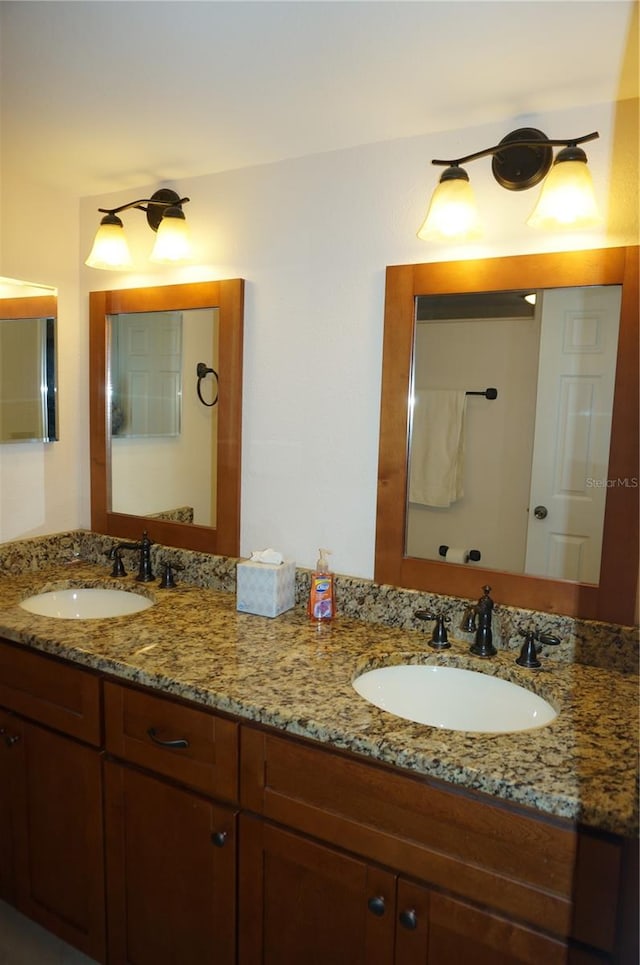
top-left (466, 387), bottom-right (497, 399)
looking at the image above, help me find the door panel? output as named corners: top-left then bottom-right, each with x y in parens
top-left (0, 708), bottom-right (20, 905)
top-left (13, 721), bottom-right (106, 961)
top-left (112, 310), bottom-right (182, 437)
top-left (105, 761), bottom-right (236, 965)
top-left (394, 879), bottom-right (430, 965)
top-left (239, 816), bottom-right (395, 965)
top-left (526, 285), bottom-right (622, 581)
top-left (427, 892), bottom-right (567, 965)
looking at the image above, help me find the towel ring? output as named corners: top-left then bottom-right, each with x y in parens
top-left (196, 362), bottom-right (219, 407)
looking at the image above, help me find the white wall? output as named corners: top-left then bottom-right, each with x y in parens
top-left (1, 98), bottom-right (637, 577)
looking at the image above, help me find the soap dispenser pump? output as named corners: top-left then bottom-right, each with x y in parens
top-left (308, 549), bottom-right (335, 621)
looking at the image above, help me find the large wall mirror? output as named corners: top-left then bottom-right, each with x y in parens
top-left (375, 247), bottom-right (638, 624)
top-left (90, 279), bottom-right (244, 556)
top-left (0, 278), bottom-right (58, 443)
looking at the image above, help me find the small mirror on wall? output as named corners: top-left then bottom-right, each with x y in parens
top-left (0, 277), bottom-right (58, 444)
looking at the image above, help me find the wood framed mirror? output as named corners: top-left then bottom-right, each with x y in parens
top-left (90, 279), bottom-right (244, 556)
top-left (375, 246), bottom-right (638, 623)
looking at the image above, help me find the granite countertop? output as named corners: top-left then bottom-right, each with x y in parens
top-left (0, 561), bottom-right (637, 836)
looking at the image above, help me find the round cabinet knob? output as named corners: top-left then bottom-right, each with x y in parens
top-left (533, 505), bottom-right (548, 519)
top-left (367, 896), bottom-right (386, 917)
top-left (399, 908), bottom-right (418, 930)
top-left (211, 831), bottom-right (228, 848)
top-left (4, 733), bottom-right (21, 747)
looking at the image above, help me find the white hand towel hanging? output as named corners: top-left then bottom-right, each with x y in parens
top-left (409, 389), bottom-right (467, 507)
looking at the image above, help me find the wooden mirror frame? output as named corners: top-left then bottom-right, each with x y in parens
top-left (1, 294), bottom-right (56, 318)
top-left (90, 279), bottom-right (244, 556)
top-left (375, 246), bottom-right (638, 624)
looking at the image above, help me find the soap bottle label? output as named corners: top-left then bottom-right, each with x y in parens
top-left (308, 575), bottom-right (335, 620)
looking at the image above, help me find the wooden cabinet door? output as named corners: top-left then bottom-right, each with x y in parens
top-left (0, 707), bottom-right (20, 904)
top-left (423, 890), bottom-right (568, 965)
top-left (11, 718), bottom-right (106, 962)
top-left (104, 760), bottom-right (237, 965)
top-left (392, 879), bottom-right (430, 965)
top-left (239, 815), bottom-right (395, 965)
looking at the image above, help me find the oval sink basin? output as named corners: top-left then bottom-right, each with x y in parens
top-left (353, 664), bottom-right (556, 733)
top-left (20, 588), bottom-right (153, 620)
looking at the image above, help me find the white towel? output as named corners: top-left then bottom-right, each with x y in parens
top-left (409, 389), bottom-right (467, 507)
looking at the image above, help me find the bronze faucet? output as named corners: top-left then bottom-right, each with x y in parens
top-left (460, 585), bottom-right (497, 658)
top-left (109, 531), bottom-right (154, 582)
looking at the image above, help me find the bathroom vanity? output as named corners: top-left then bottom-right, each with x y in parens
top-left (0, 547), bottom-right (636, 964)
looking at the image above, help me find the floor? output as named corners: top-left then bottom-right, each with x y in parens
top-left (0, 902), bottom-right (97, 965)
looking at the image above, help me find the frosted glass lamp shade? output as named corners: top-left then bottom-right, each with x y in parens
top-left (527, 157), bottom-right (601, 229)
top-left (85, 216), bottom-right (132, 269)
top-left (149, 210), bottom-right (191, 263)
top-left (417, 169), bottom-right (482, 241)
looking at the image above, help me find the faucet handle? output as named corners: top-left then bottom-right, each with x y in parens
top-left (460, 605), bottom-right (477, 632)
top-left (415, 610), bottom-right (451, 650)
top-left (430, 613), bottom-right (451, 650)
top-left (109, 549), bottom-right (126, 578)
top-left (516, 630), bottom-right (541, 669)
top-left (516, 626), bottom-right (562, 667)
top-left (515, 626), bottom-right (560, 668)
top-left (158, 561), bottom-right (183, 589)
top-left (538, 632), bottom-right (561, 647)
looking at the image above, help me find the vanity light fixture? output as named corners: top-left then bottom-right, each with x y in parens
top-left (85, 188), bottom-right (191, 269)
top-left (417, 129), bottom-right (601, 242)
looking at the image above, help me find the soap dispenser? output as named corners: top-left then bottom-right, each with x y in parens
top-left (308, 549), bottom-right (335, 621)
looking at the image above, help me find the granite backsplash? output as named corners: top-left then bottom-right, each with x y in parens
top-left (0, 529), bottom-right (637, 675)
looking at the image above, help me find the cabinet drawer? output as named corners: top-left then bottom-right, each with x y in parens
top-left (0, 640), bottom-right (101, 745)
top-left (104, 681), bottom-right (238, 801)
top-left (240, 726), bottom-right (577, 940)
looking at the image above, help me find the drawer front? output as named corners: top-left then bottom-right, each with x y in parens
top-left (0, 640), bottom-right (101, 745)
top-left (240, 725), bottom-right (576, 939)
top-left (104, 681), bottom-right (238, 801)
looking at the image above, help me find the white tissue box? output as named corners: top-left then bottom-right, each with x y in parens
top-left (236, 560), bottom-right (296, 617)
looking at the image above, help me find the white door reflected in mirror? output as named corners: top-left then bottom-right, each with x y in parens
top-left (524, 286), bottom-right (621, 583)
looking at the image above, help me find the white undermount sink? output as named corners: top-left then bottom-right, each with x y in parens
top-left (19, 588), bottom-right (153, 620)
top-left (353, 664), bottom-right (557, 733)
